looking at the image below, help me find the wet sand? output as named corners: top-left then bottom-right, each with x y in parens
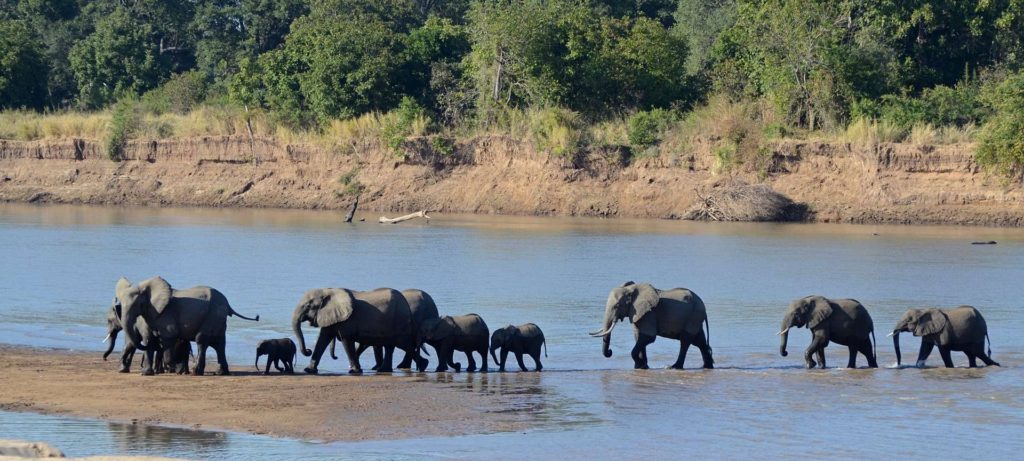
top-left (0, 346), bottom-right (528, 442)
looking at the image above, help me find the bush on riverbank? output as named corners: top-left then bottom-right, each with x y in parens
top-left (683, 180), bottom-right (806, 222)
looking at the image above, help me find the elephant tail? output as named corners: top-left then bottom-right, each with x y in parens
top-left (986, 333), bottom-right (992, 358)
top-left (704, 317), bottom-right (711, 350)
top-left (871, 329), bottom-right (877, 362)
top-left (543, 338), bottom-right (548, 358)
top-left (228, 305), bottom-right (260, 322)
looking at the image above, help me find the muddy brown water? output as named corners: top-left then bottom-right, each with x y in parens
top-left (1, 204), bottom-right (1023, 459)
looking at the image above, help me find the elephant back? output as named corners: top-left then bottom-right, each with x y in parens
top-left (353, 288), bottom-right (412, 336)
top-left (517, 323), bottom-right (543, 339)
top-left (944, 306), bottom-right (986, 342)
top-left (402, 289), bottom-right (440, 327)
top-left (453, 314), bottom-right (489, 337)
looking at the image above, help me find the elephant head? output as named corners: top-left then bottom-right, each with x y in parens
top-left (490, 325), bottom-right (518, 363)
top-left (291, 288), bottom-right (355, 356)
top-left (254, 339), bottom-right (272, 370)
top-left (589, 281), bottom-right (660, 358)
top-left (889, 308), bottom-right (948, 366)
top-left (102, 300), bottom-right (122, 361)
top-left (114, 277), bottom-right (172, 352)
top-left (419, 316), bottom-right (455, 347)
top-left (778, 296), bottom-right (833, 357)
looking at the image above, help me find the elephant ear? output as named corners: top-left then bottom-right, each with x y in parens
top-left (807, 297), bottom-right (834, 329)
top-left (914, 309), bottom-right (947, 337)
top-left (631, 283), bottom-right (661, 323)
top-left (439, 316), bottom-right (458, 336)
top-left (315, 289), bottom-right (355, 327)
top-left (139, 276), bottom-right (172, 314)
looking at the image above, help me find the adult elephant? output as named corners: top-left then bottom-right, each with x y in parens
top-left (115, 276), bottom-right (260, 376)
top-left (292, 287), bottom-right (419, 374)
top-left (343, 288), bottom-right (438, 372)
top-left (103, 303), bottom-right (190, 374)
top-left (778, 295), bottom-right (878, 369)
top-left (890, 306), bottom-right (1000, 368)
top-left (589, 282), bottom-right (713, 370)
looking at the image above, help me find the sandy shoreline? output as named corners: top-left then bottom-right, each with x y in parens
top-left (0, 345), bottom-right (534, 442)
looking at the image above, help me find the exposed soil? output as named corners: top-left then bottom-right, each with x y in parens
top-left (0, 135), bottom-right (1021, 226)
top-left (0, 346), bottom-right (533, 442)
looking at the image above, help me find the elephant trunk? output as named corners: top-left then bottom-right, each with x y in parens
top-left (292, 310), bottom-right (311, 357)
top-left (893, 331), bottom-right (901, 366)
top-left (255, 353), bottom-right (262, 371)
top-left (591, 306), bottom-right (618, 358)
top-left (490, 344), bottom-right (499, 364)
top-left (779, 313), bottom-right (793, 357)
top-left (102, 329), bottom-right (119, 360)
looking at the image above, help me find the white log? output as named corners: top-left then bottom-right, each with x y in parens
top-left (378, 210), bottom-right (431, 224)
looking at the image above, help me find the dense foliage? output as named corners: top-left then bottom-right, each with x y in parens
top-left (1, 0), bottom-right (1023, 171)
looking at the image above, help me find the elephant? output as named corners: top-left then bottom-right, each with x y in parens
top-left (340, 289), bottom-right (439, 372)
top-left (292, 287), bottom-right (422, 374)
top-left (778, 295), bottom-right (878, 369)
top-left (590, 282), bottom-right (713, 369)
top-left (114, 276), bottom-right (260, 376)
top-left (103, 303), bottom-right (192, 374)
top-left (490, 323), bottom-right (547, 372)
top-left (890, 306), bottom-right (1000, 368)
top-left (418, 314), bottom-right (490, 372)
top-left (255, 338), bottom-right (297, 374)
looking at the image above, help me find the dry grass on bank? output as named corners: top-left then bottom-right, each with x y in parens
top-left (683, 179), bottom-right (804, 222)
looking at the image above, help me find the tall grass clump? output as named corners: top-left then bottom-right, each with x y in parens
top-left (105, 99), bottom-right (140, 161)
top-left (843, 117), bottom-right (906, 148)
top-left (380, 97), bottom-right (433, 155)
top-left (671, 97), bottom-right (767, 174)
top-left (528, 107), bottom-right (585, 157)
top-left (628, 109), bottom-right (676, 152)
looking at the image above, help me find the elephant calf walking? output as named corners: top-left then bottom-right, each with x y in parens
top-left (778, 296), bottom-right (878, 369)
top-left (890, 306), bottom-right (1000, 368)
top-left (490, 323), bottom-right (547, 372)
top-left (419, 314), bottom-right (490, 372)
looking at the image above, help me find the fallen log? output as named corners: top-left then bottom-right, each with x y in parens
top-left (379, 210), bottom-right (431, 224)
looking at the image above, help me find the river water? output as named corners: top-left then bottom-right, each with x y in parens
top-left (1, 204), bottom-right (1023, 459)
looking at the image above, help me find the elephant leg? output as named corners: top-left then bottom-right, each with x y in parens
top-left (119, 346), bottom-right (133, 373)
top-left (916, 341), bottom-right (935, 367)
top-left (804, 336), bottom-right (826, 369)
top-left (846, 345), bottom-right (858, 369)
top-left (816, 348), bottom-right (827, 369)
top-left (353, 342), bottom-right (369, 362)
top-left (857, 339), bottom-right (877, 368)
top-left (966, 352), bottom-right (978, 368)
top-left (303, 329), bottom-right (334, 374)
top-left (194, 341), bottom-right (209, 376)
top-left (141, 344), bottom-right (156, 376)
top-left (975, 346), bottom-right (1000, 367)
top-left (938, 347), bottom-right (955, 368)
top-left (371, 346), bottom-right (384, 371)
top-left (671, 340), bottom-right (691, 370)
top-left (466, 350), bottom-right (477, 372)
top-left (631, 334), bottom-right (655, 369)
top-left (396, 344), bottom-right (415, 370)
top-left (378, 346), bottom-right (396, 373)
top-left (691, 330), bottom-right (714, 369)
top-left (434, 344), bottom-right (450, 372)
top-left (214, 337), bottom-right (229, 376)
top-left (515, 352), bottom-right (528, 372)
top-left (499, 349), bottom-right (509, 372)
top-left (342, 337), bottom-right (362, 374)
top-left (479, 342), bottom-right (489, 373)
top-left (531, 352), bottom-right (543, 372)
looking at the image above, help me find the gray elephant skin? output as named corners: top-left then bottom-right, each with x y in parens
top-left (255, 338), bottom-right (297, 374)
top-left (890, 306), bottom-right (999, 368)
top-left (341, 288), bottom-right (439, 372)
top-left (292, 287), bottom-right (423, 374)
top-left (778, 295), bottom-right (878, 369)
top-left (114, 276), bottom-right (260, 376)
top-left (419, 314), bottom-right (490, 372)
top-left (590, 282), bottom-right (713, 369)
top-left (103, 303), bottom-right (191, 374)
top-left (490, 323), bottom-right (547, 372)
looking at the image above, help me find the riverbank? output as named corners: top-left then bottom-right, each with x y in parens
top-left (0, 135), bottom-right (1022, 226)
top-left (0, 346), bottom-right (534, 442)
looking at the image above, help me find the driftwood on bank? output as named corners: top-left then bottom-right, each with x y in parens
top-left (379, 210), bottom-right (431, 224)
top-left (343, 195), bottom-right (359, 223)
top-left (683, 180), bottom-right (806, 222)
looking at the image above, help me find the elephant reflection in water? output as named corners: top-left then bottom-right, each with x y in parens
top-left (109, 420), bottom-right (227, 452)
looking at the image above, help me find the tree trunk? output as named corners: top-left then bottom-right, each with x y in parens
top-left (344, 195), bottom-right (359, 223)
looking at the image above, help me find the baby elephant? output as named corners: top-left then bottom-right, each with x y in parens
top-left (419, 314), bottom-right (490, 372)
top-left (255, 338), bottom-right (297, 375)
top-left (490, 323), bottom-right (547, 372)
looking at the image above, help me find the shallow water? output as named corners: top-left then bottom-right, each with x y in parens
top-left (1, 204), bottom-right (1023, 459)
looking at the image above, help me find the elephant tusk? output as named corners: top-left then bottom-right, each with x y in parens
top-left (589, 329), bottom-right (609, 337)
top-left (776, 327), bottom-right (790, 336)
top-left (886, 331), bottom-right (896, 337)
top-left (102, 333), bottom-right (111, 343)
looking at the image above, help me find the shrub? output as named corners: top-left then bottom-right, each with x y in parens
top-left (628, 109), bottom-right (675, 149)
top-left (529, 107), bottom-right (585, 157)
top-left (381, 97), bottom-right (433, 155)
top-left (976, 72), bottom-right (1024, 175)
top-left (140, 71), bottom-right (209, 115)
top-left (106, 98), bottom-right (139, 161)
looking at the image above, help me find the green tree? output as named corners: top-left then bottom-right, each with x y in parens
top-left (0, 18), bottom-right (47, 109)
top-left (977, 71), bottom-right (1024, 174)
top-left (68, 7), bottom-right (170, 108)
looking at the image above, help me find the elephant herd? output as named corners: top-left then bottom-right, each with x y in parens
top-left (103, 277), bottom-right (1000, 376)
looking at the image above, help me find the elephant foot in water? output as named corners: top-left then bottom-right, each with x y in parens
top-left (215, 367), bottom-right (230, 376)
top-left (634, 363), bottom-right (649, 370)
top-left (805, 359), bottom-right (817, 369)
top-left (141, 368), bottom-right (155, 376)
top-left (347, 368), bottom-right (363, 375)
top-left (304, 366), bottom-right (319, 374)
top-left (414, 358), bottom-right (428, 372)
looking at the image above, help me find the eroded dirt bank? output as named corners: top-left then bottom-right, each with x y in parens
top-left (0, 135), bottom-right (1021, 226)
top-left (0, 346), bottom-right (536, 442)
